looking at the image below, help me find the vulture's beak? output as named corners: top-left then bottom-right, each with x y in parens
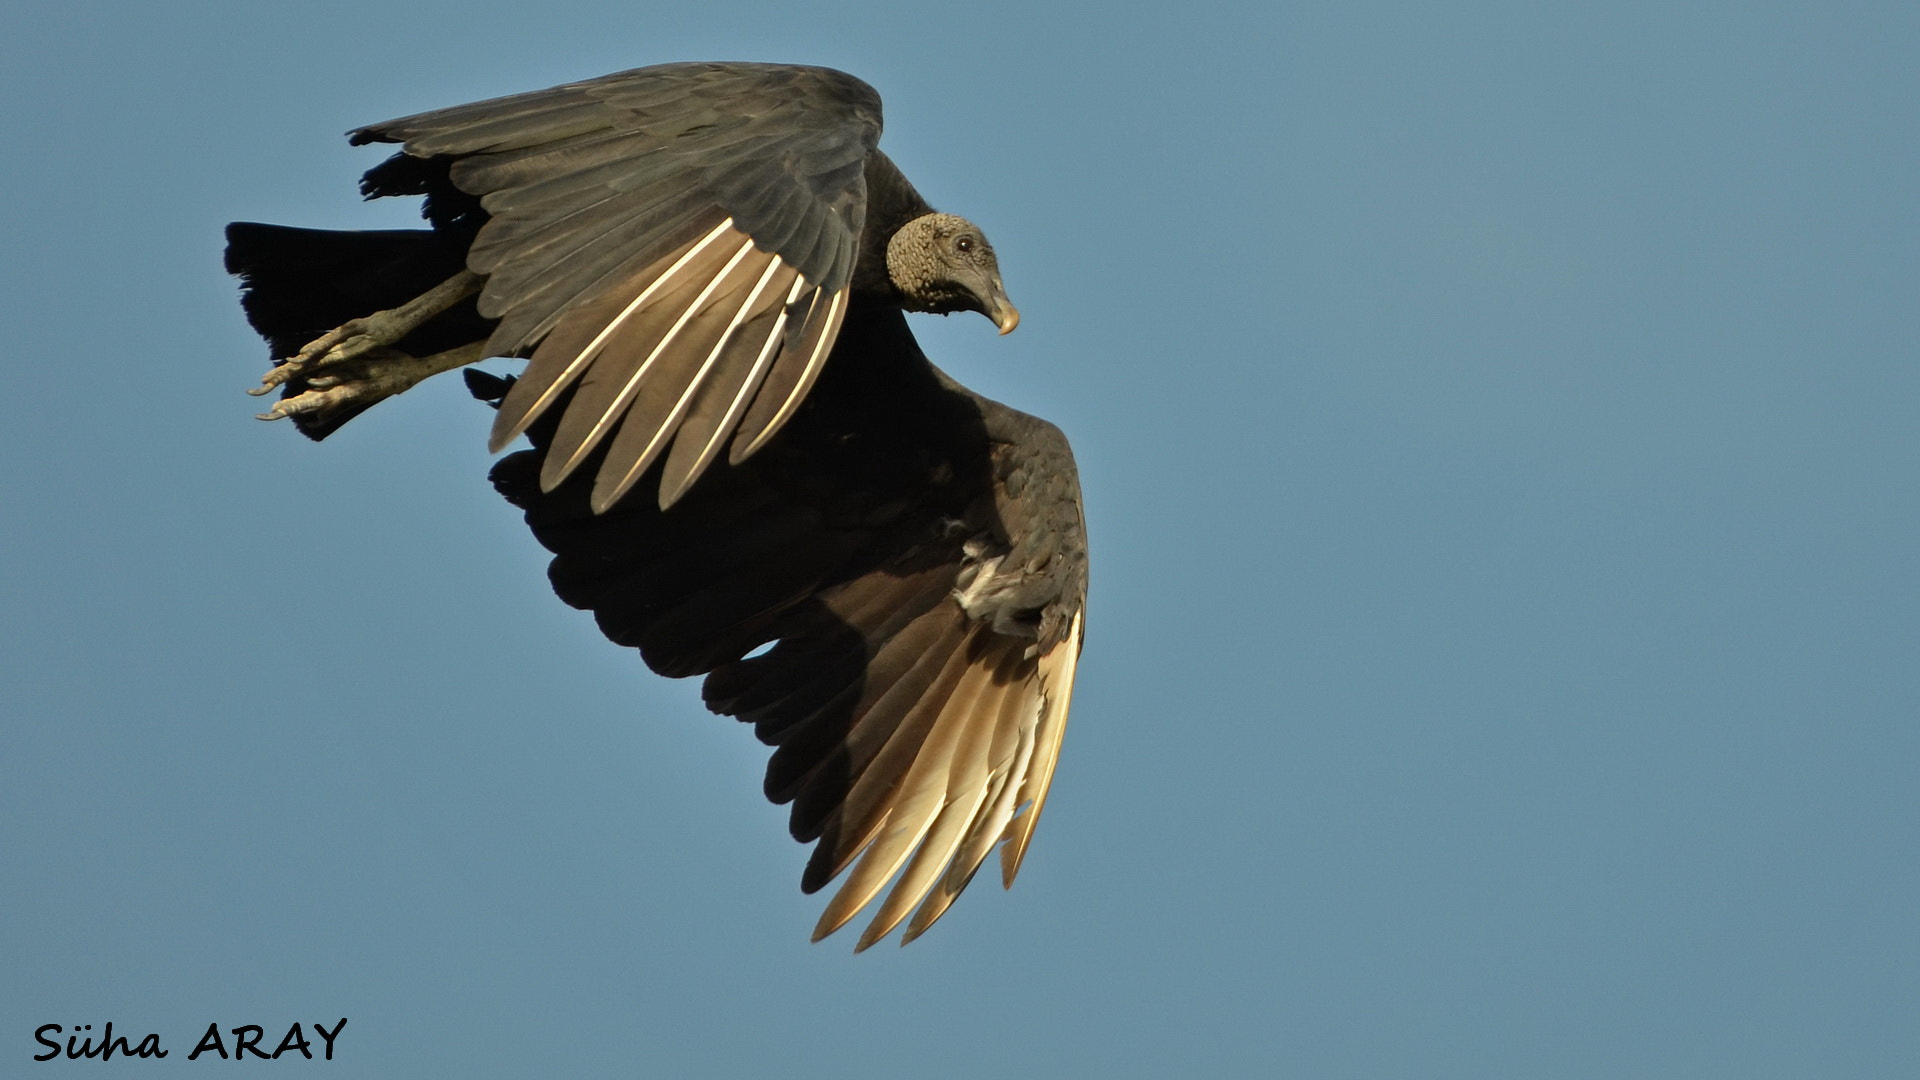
top-left (982, 279), bottom-right (1020, 335)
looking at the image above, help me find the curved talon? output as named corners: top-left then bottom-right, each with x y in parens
top-left (247, 359), bottom-right (310, 396)
top-left (255, 396), bottom-right (309, 421)
top-left (257, 384), bottom-right (355, 422)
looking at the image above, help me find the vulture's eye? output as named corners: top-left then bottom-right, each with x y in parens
top-left (955, 236), bottom-right (975, 254)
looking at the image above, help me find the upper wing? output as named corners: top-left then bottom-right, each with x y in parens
top-left (476, 300), bottom-right (1089, 949)
top-left (354, 63), bottom-right (883, 510)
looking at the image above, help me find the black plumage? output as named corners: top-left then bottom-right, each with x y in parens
top-left (227, 62), bottom-right (1086, 948)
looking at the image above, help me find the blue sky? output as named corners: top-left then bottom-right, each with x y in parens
top-left (4, 1), bottom-right (1917, 1076)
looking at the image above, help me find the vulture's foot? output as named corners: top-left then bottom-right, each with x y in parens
top-left (255, 341), bottom-right (488, 425)
top-left (246, 269), bottom-right (484, 399)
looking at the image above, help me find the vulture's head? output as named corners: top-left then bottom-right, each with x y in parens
top-left (886, 212), bottom-right (1020, 334)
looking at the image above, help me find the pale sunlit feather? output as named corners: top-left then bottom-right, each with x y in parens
top-left (812, 634), bottom-right (982, 942)
top-left (548, 233), bottom-right (760, 489)
top-left (854, 664), bottom-right (1014, 949)
top-left (809, 620), bottom-right (972, 867)
top-left (589, 247), bottom-right (788, 512)
top-left (654, 269), bottom-right (808, 507)
top-left (488, 216), bottom-right (736, 453)
top-left (902, 676), bottom-right (1044, 942)
top-left (732, 286), bottom-right (848, 462)
top-left (1000, 612), bottom-right (1083, 887)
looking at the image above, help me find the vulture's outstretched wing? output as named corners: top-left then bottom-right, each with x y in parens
top-left (355, 63), bottom-right (883, 509)
top-left (476, 299), bottom-right (1088, 949)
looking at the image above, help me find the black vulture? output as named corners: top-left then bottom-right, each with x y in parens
top-left (226, 62), bottom-right (1088, 950)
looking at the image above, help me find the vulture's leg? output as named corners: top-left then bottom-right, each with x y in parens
top-left (255, 341), bottom-right (489, 424)
top-left (247, 269), bottom-right (484, 399)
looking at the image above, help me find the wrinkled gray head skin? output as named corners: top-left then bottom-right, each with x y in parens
top-left (885, 212), bottom-right (1020, 334)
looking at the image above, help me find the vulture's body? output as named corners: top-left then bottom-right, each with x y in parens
top-left (227, 62), bottom-right (1086, 949)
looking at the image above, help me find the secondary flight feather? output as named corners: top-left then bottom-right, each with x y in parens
top-left (226, 61), bottom-right (1085, 949)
